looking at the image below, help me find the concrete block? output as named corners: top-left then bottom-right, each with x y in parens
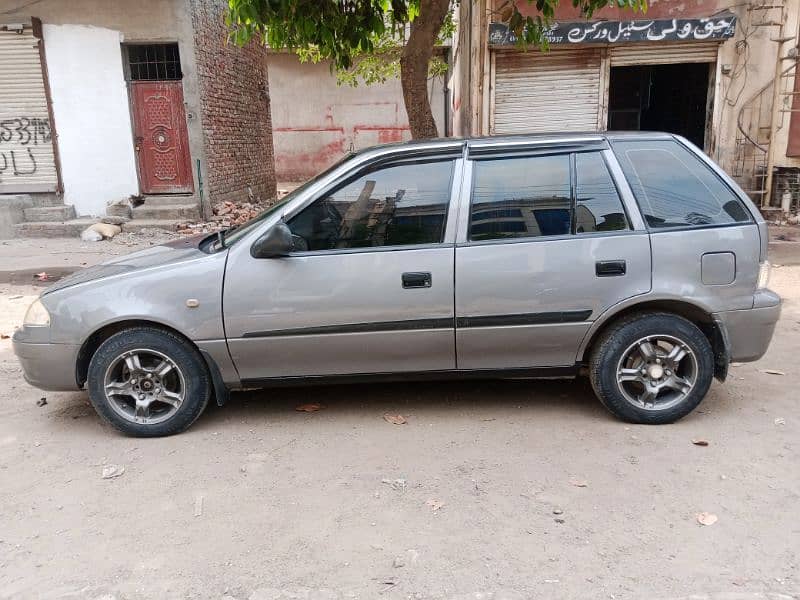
top-left (0, 194), bottom-right (35, 240)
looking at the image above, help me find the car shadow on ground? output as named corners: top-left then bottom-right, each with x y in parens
top-left (196, 377), bottom-right (611, 428)
top-left (46, 375), bottom-right (730, 436)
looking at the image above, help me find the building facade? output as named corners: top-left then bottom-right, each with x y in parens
top-left (0, 0), bottom-right (276, 237)
top-left (452, 0), bottom-right (800, 213)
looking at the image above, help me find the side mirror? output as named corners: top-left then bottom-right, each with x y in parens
top-left (250, 220), bottom-right (294, 258)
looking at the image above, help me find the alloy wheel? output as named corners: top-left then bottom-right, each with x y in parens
top-left (103, 348), bottom-right (186, 425)
top-left (615, 334), bottom-right (698, 411)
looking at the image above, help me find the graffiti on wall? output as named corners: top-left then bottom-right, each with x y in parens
top-left (0, 117), bottom-right (51, 181)
top-left (0, 117), bottom-right (52, 146)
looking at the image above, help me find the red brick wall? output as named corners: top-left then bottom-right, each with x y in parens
top-left (189, 0), bottom-right (277, 205)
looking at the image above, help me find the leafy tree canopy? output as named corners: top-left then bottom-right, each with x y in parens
top-left (228, 0), bottom-right (647, 71)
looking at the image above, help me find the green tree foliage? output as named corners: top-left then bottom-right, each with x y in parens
top-left (227, 0), bottom-right (647, 138)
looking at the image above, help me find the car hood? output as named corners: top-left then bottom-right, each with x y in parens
top-left (42, 234), bottom-right (216, 295)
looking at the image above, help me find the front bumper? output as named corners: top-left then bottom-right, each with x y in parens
top-left (714, 290), bottom-right (782, 363)
top-left (12, 334), bottom-right (81, 391)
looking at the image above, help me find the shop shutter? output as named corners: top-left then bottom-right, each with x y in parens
top-left (0, 28), bottom-right (58, 193)
top-left (610, 42), bottom-right (719, 66)
top-left (493, 49), bottom-right (602, 135)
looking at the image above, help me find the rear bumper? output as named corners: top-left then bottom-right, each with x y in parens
top-left (12, 336), bottom-right (80, 391)
top-left (714, 290), bottom-right (781, 363)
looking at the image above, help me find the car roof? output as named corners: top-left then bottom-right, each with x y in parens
top-left (356, 130), bottom-right (677, 157)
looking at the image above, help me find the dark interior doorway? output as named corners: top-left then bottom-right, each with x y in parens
top-left (608, 63), bottom-right (711, 148)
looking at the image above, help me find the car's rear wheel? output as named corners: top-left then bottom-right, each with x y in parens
top-left (589, 312), bottom-right (714, 424)
top-left (87, 327), bottom-right (211, 437)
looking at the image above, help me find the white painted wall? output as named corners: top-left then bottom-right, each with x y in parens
top-left (43, 24), bottom-right (139, 216)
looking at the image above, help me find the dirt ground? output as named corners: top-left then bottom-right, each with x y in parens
top-left (0, 245), bottom-right (798, 599)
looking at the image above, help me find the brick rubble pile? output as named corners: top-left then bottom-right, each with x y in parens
top-left (176, 201), bottom-right (268, 235)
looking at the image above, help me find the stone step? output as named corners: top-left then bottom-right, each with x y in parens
top-left (119, 219), bottom-right (181, 233)
top-left (14, 218), bottom-right (98, 238)
top-left (32, 193), bottom-right (63, 207)
top-left (132, 203), bottom-right (200, 221)
top-left (141, 194), bottom-right (197, 206)
top-left (1, 194), bottom-right (34, 206)
top-left (23, 205), bottom-right (76, 222)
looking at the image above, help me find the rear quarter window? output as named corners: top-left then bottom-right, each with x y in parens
top-left (611, 139), bottom-right (752, 229)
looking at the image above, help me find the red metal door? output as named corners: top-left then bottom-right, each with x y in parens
top-left (130, 81), bottom-right (193, 194)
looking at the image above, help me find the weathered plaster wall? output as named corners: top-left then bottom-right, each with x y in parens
top-left (42, 24), bottom-right (139, 216)
top-left (768, 0), bottom-right (800, 169)
top-left (3, 0), bottom-right (179, 39)
top-left (268, 53), bottom-right (447, 182)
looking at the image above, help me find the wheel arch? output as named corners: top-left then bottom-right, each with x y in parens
top-left (578, 298), bottom-right (729, 381)
top-left (76, 319), bottom-right (199, 388)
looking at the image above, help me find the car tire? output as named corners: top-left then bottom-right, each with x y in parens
top-left (589, 312), bottom-right (714, 424)
top-left (87, 327), bottom-right (211, 437)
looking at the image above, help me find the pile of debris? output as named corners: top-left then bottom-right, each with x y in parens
top-left (176, 201), bottom-right (268, 236)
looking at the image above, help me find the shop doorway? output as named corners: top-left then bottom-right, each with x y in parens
top-left (608, 63), bottom-right (711, 149)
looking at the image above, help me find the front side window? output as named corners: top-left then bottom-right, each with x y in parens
top-left (612, 139), bottom-right (752, 228)
top-left (287, 160), bottom-right (454, 251)
top-left (469, 154), bottom-right (571, 241)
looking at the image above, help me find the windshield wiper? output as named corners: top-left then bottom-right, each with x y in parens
top-left (216, 229), bottom-right (226, 249)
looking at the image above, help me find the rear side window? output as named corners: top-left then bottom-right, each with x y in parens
top-left (470, 154), bottom-right (572, 241)
top-left (612, 139), bottom-right (752, 229)
top-left (468, 152), bottom-right (630, 241)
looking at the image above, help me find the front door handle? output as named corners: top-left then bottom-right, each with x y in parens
top-left (402, 271), bottom-right (432, 289)
top-left (596, 260), bottom-right (627, 277)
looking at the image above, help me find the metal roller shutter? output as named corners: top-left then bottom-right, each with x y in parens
top-left (493, 49), bottom-right (602, 135)
top-left (0, 28), bottom-right (58, 193)
top-left (610, 42), bottom-right (719, 66)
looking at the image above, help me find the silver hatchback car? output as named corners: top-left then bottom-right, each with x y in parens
top-left (14, 132), bottom-right (780, 436)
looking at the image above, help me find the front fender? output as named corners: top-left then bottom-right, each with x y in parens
top-left (43, 251), bottom-right (228, 348)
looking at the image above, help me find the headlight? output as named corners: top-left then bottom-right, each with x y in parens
top-left (23, 298), bottom-right (50, 326)
top-left (757, 260), bottom-right (771, 290)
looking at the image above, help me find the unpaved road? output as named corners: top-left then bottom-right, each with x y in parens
top-left (0, 270), bottom-right (798, 600)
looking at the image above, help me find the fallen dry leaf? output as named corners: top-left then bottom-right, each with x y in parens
top-left (34, 271), bottom-right (49, 281)
top-left (295, 403), bottom-right (324, 412)
top-left (0, 334), bottom-right (9, 340)
top-left (692, 439), bottom-right (710, 446)
top-left (425, 499), bottom-right (443, 511)
top-left (696, 512), bottom-right (718, 526)
top-left (570, 480), bottom-right (588, 488)
top-left (383, 414), bottom-right (407, 425)
top-left (760, 369), bottom-right (786, 376)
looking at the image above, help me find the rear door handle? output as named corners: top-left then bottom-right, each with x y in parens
top-left (402, 271), bottom-right (432, 289)
top-left (596, 260), bottom-right (626, 277)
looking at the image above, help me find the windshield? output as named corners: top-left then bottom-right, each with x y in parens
top-left (221, 153), bottom-right (356, 247)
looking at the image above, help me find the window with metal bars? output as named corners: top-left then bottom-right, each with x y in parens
top-left (126, 44), bottom-right (182, 81)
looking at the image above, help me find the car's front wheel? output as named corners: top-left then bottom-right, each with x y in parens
top-left (589, 312), bottom-right (714, 424)
top-left (87, 327), bottom-right (211, 437)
